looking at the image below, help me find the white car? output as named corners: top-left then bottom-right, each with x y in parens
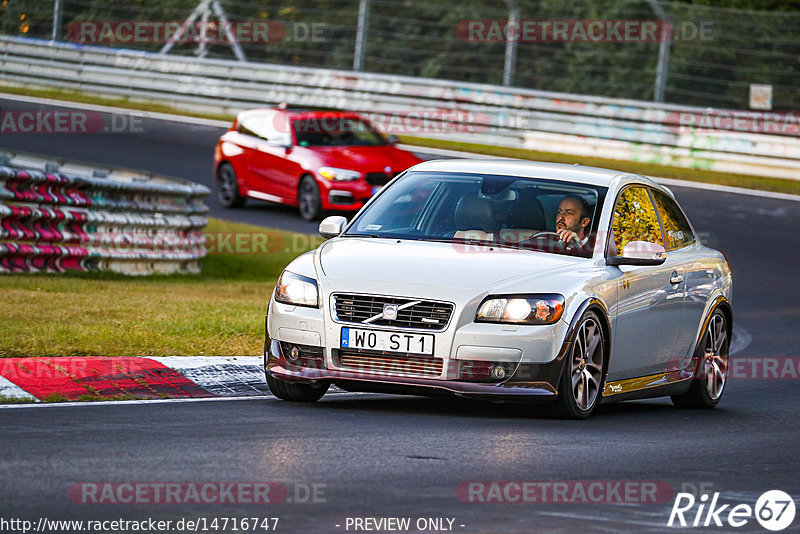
top-left (265, 159), bottom-right (732, 418)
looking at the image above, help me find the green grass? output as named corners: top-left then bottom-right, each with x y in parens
top-left (399, 136), bottom-right (800, 196)
top-left (0, 218), bottom-right (324, 357)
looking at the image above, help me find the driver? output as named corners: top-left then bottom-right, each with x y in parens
top-left (555, 195), bottom-right (592, 251)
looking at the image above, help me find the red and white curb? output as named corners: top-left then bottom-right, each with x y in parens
top-left (0, 356), bottom-right (267, 403)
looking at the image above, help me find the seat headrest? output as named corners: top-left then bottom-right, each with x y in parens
top-left (454, 195), bottom-right (493, 232)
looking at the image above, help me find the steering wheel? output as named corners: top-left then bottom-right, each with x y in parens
top-left (528, 231), bottom-right (580, 252)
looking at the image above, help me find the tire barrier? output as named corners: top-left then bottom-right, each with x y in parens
top-left (1, 35), bottom-right (798, 179)
top-left (0, 154), bottom-right (209, 275)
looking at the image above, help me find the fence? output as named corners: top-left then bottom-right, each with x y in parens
top-left (5, 0), bottom-right (800, 110)
top-left (0, 152), bottom-right (209, 275)
top-left (1, 35), bottom-right (798, 180)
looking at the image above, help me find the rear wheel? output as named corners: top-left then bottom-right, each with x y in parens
top-left (298, 175), bottom-right (323, 221)
top-left (546, 311), bottom-right (606, 419)
top-left (671, 310), bottom-right (729, 409)
top-left (217, 163), bottom-right (245, 208)
top-left (266, 374), bottom-right (329, 402)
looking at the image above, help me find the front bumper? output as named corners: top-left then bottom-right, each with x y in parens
top-left (265, 339), bottom-right (565, 404)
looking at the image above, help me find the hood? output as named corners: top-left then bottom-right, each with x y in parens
top-left (316, 238), bottom-right (589, 294)
top-left (303, 145), bottom-right (422, 173)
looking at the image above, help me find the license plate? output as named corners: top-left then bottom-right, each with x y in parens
top-left (340, 327), bottom-right (434, 355)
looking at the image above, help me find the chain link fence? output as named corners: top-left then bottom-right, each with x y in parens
top-left (3, 0), bottom-right (798, 110)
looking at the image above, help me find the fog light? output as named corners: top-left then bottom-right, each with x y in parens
top-left (286, 345), bottom-right (301, 362)
top-left (489, 365), bottom-right (507, 380)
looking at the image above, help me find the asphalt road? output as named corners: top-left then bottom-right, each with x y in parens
top-left (1, 96), bottom-right (799, 533)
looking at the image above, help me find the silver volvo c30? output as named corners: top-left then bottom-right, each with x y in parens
top-left (264, 159), bottom-right (732, 418)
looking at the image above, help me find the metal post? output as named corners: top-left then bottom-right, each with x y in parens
top-left (353, 0), bottom-right (370, 71)
top-left (503, 0), bottom-right (520, 87)
top-left (647, 0), bottom-right (672, 102)
top-left (51, 0), bottom-right (62, 42)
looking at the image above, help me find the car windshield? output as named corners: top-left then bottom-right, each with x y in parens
top-left (293, 117), bottom-right (387, 147)
top-left (345, 171), bottom-right (607, 258)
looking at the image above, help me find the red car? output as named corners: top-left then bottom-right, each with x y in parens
top-left (213, 108), bottom-right (423, 220)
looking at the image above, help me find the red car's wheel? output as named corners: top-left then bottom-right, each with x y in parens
top-left (298, 175), bottom-right (323, 221)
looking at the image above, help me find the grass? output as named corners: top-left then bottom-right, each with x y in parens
top-left (2, 83), bottom-right (797, 196)
top-left (0, 218), bottom-right (325, 357)
top-left (399, 136), bottom-right (800, 196)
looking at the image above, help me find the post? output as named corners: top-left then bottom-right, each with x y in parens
top-left (51, 0), bottom-right (62, 42)
top-left (503, 0), bottom-right (520, 87)
top-left (353, 0), bottom-right (370, 71)
top-left (647, 0), bottom-right (672, 102)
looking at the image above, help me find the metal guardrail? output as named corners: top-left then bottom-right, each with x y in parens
top-left (0, 152), bottom-right (209, 275)
top-left (0, 35), bottom-right (798, 180)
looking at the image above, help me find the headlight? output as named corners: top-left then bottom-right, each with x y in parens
top-left (476, 294), bottom-right (565, 324)
top-left (274, 271), bottom-right (319, 307)
top-left (319, 167), bottom-right (362, 181)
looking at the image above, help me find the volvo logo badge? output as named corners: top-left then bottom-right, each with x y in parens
top-left (382, 304), bottom-right (398, 320)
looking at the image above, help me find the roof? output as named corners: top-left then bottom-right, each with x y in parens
top-left (407, 158), bottom-right (658, 189)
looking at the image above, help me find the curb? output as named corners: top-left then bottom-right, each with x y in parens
top-left (0, 356), bottom-right (268, 403)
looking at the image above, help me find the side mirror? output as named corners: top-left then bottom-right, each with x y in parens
top-left (319, 216), bottom-right (348, 239)
top-left (267, 133), bottom-right (292, 149)
top-left (607, 241), bottom-right (667, 266)
top-left (386, 134), bottom-right (398, 145)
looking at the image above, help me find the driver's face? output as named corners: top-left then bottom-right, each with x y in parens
top-left (556, 198), bottom-right (588, 234)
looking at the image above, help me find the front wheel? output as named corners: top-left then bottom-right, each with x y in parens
top-left (671, 310), bottom-right (729, 409)
top-left (298, 176), bottom-right (323, 221)
top-left (546, 310), bottom-right (606, 419)
top-left (266, 374), bottom-right (329, 402)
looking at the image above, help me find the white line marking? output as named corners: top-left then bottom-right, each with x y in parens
top-left (0, 389), bottom-right (364, 409)
top-left (0, 93), bottom-right (230, 128)
top-left (0, 395), bottom-right (271, 410)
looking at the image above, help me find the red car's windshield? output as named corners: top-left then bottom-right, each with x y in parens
top-left (292, 117), bottom-right (387, 147)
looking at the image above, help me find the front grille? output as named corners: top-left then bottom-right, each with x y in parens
top-left (365, 172), bottom-right (390, 186)
top-left (333, 293), bottom-right (454, 331)
top-left (339, 351), bottom-right (443, 377)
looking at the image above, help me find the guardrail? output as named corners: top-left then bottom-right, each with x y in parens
top-left (0, 152), bottom-right (209, 275)
top-left (0, 35), bottom-right (798, 180)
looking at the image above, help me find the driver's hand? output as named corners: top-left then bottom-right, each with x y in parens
top-left (556, 229), bottom-right (579, 244)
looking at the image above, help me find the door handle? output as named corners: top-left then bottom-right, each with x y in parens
top-left (670, 272), bottom-right (684, 285)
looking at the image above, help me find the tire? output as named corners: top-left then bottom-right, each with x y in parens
top-left (671, 310), bottom-right (729, 409)
top-left (545, 310), bottom-right (606, 419)
top-left (266, 373), bottom-right (329, 402)
top-left (217, 163), bottom-right (245, 208)
top-left (298, 175), bottom-right (323, 221)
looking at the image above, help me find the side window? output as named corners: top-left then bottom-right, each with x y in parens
top-left (652, 190), bottom-right (695, 250)
top-left (238, 114), bottom-right (264, 138)
top-left (611, 186), bottom-right (664, 254)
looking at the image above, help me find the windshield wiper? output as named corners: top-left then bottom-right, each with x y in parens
top-left (417, 237), bottom-right (521, 250)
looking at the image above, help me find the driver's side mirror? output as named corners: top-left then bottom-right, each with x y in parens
top-left (319, 216), bottom-right (348, 239)
top-left (266, 133), bottom-right (292, 149)
top-left (607, 241), bottom-right (667, 266)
